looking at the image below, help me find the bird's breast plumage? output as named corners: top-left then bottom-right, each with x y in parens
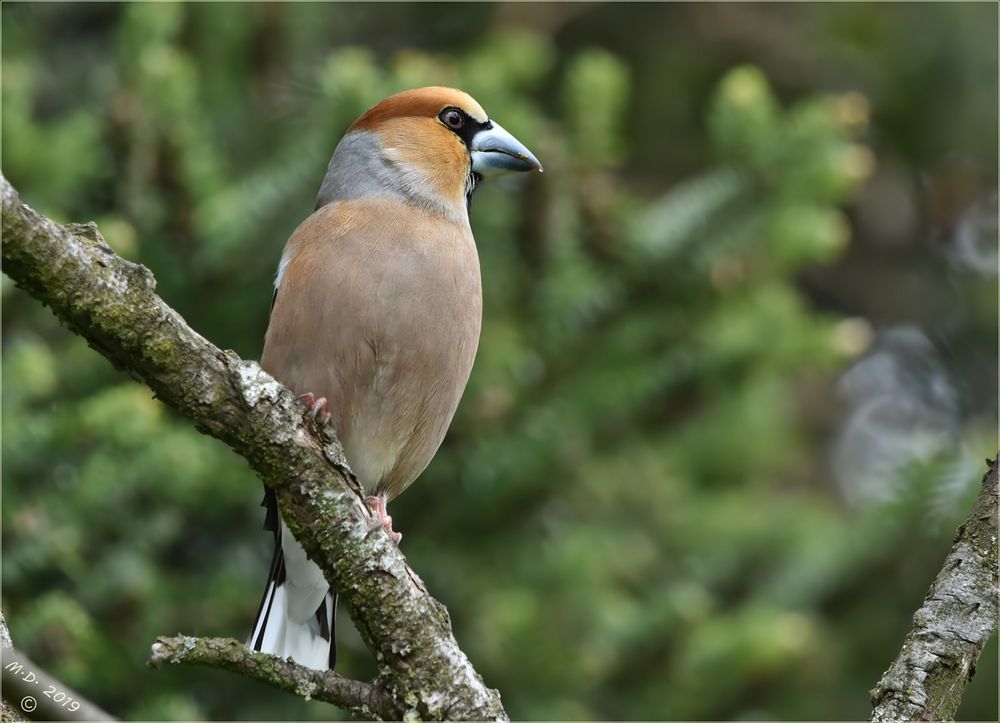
top-left (262, 197), bottom-right (482, 500)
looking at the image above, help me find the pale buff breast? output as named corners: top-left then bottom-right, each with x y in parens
top-left (262, 197), bottom-right (482, 500)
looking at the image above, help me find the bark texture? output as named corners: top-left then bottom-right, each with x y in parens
top-left (1, 174), bottom-right (506, 721)
top-left (149, 636), bottom-right (399, 719)
top-left (870, 457), bottom-right (999, 722)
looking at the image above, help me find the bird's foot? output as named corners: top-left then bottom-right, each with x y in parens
top-left (366, 495), bottom-right (402, 544)
top-left (297, 392), bottom-right (331, 425)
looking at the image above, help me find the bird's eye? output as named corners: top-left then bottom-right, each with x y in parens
top-left (441, 109), bottom-right (465, 130)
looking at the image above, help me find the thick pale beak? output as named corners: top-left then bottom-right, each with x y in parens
top-left (471, 121), bottom-right (543, 176)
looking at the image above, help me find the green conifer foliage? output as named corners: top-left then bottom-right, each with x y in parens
top-left (3, 4), bottom-right (996, 720)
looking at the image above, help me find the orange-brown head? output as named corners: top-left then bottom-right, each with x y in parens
top-left (316, 87), bottom-right (541, 220)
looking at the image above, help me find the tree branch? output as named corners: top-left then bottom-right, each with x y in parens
top-left (870, 457), bottom-right (999, 722)
top-left (1, 610), bottom-right (116, 722)
top-left (148, 635), bottom-right (399, 720)
top-left (1, 174), bottom-right (506, 721)
top-left (1, 611), bottom-right (27, 723)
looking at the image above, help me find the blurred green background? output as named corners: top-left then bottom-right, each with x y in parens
top-left (2, 3), bottom-right (997, 720)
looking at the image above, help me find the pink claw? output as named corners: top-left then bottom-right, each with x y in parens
top-left (366, 495), bottom-right (402, 544)
top-left (297, 392), bottom-right (331, 425)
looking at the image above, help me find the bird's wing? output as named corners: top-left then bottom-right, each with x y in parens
top-left (262, 196), bottom-right (482, 496)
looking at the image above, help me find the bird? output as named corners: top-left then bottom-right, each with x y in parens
top-left (246, 86), bottom-right (542, 671)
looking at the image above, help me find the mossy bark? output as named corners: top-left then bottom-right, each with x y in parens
top-left (148, 636), bottom-right (399, 719)
top-left (1, 175), bottom-right (506, 721)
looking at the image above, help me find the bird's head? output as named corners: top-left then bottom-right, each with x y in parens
top-left (317, 87), bottom-right (542, 219)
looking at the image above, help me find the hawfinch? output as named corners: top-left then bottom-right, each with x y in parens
top-left (247, 87), bottom-right (541, 670)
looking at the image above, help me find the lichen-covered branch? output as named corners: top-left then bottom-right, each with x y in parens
top-left (870, 457), bottom-right (999, 722)
top-left (148, 636), bottom-right (399, 719)
top-left (1, 174), bottom-right (506, 721)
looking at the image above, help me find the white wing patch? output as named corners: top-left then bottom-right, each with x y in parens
top-left (274, 252), bottom-right (292, 291)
